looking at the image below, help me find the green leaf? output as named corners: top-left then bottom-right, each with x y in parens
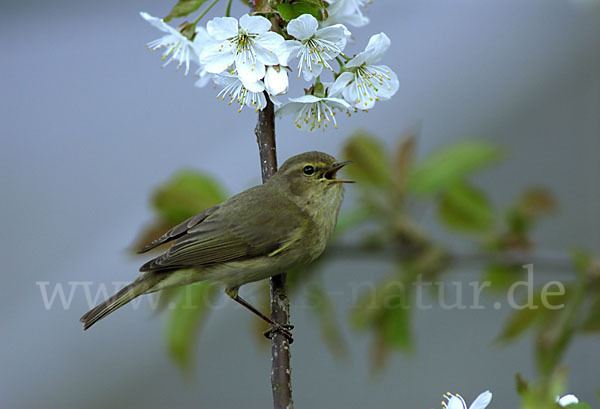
top-left (408, 140), bottom-right (502, 195)
top-left (571, 249), bottom-right (593, 277)
top-left (351, 274), bottom-right (413, 352)
top-left (496, 300), bottom-right (542, 344)
top-left (519, 370), bottom-right (568, 409)
top-left (566, 404), bottom-right (592, 409)
top-left (166, 282), bottom-right (218, 371)
top-left (380, 305), bottom-right (412, 350)
top-left (165, 0), bottom-right (209, 21)
top-left (581, 295), bottom-right (600, 333)
top-left (152, 169), bottom-right (227, 225)
top-left (485, 263), bottom-right (525, 292)
top-left (393, 134), bottom-right (416, 196)
top-left (515, 373), bottom-right (530, 396)
top-left (306, 283), bottom-right (348, 359)
top-left (277, 2), bottom-right (322, 21)
top-left (341, 130), bottom-right (392, 187)
top-left (334, 207), bottom-right (373, 236)
top-left (517, 187), bottom-right (556, 218)
top-left (438, 181), bottom-right (494, 232)
top-left (535, 319), bottom-right (574, 376)
top-left (535, 285), bottom-right (580, 375)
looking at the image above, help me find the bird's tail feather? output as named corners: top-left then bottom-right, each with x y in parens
top-left (80, 273), bottom-right (163, 330)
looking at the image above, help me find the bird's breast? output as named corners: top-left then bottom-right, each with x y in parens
top-left (303, 186), bottom-right (344, 260)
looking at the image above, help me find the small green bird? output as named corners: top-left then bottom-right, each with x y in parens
top-left (80, 151), bottom-right (352, 339)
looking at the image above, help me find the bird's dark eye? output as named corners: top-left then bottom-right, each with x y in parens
top-left (303, 165), bottom-right (315, 175)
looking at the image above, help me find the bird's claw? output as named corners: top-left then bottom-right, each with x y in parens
top-left (264, 323), bottom-right (294, 344)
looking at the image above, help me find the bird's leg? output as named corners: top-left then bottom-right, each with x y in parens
top-left (225, 287), bottom-right (294, 343)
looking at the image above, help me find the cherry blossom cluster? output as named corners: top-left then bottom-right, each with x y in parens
top-left (140, 0), bottom-right (398, 131)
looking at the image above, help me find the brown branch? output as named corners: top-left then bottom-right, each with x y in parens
top-left (248, 1), bottom-right (291, 405)
top-left (255, 97), bottom-right (293, 409)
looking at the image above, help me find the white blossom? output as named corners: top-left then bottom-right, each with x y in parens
top-left (557, 394), bottom-right (579, 407)
top-left (264, 66), bottom-right (289, 96)
top-left (330, 32), bottom-right (398, 110)
top-left (279, 14), bottom-right (350, 81)
top-left (442, 391), bottom-right (492, 409)
top-left (214, 72), bottom-right (267, 112)
top-left (276, 94), bottom-right (351, 131)
top-left (191, 26), bottom-right (214, 88)
top-left (200, 14), bottom-right (284, 84)
top-left (194, 65), bottom-right (213, 88)
top-left (323, 0), bottom-right (370, 28)
top-left (140, 11), bottom-right (199, 75)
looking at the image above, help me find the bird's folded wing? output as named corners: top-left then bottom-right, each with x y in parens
top-left (137, 206), bottom-right (220, 254)
top-left (139, 187), bottom-right (309, 272)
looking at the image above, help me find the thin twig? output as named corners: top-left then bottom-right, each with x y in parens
top-left (246, 4), bottom-right (292, 408)
top-left (255, 98), bottom-right (293, 409)
top-left (325, 243), bottom-right (574, 271)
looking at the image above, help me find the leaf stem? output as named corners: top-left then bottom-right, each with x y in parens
top-left (225, 0), bottom-right (233, 17)
top-left (193, 0), bottom-right (222, 25)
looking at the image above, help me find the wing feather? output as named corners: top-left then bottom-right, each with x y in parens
top-left (139, 185), bottom-right (309, 272)
top-left (137, 206), bottom-right (219, 254)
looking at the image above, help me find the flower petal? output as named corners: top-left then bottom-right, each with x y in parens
top-left (256, 31), bottom-right (284, 50)
top-left (254, 45), bottom-right (280, 66)
top-left (315, 24), bottom-right (351, 51)
top-left (469, 391), bottom-right (492, 409)
top-left (239, 14), bottom-right (272, 34)
top-left (264, 67), bottom-right (289, 96)
top-left (268, 94), bottom-right (284, 107)
top-left (288, 95), bottom-right (322, 104)
top-left (329, 71), bottom-right (354, 97)
top-left (194, 72), bottom-right (213, 88)
top-left (192, 26), bottom-right (211, 58)
top-left (235, 52), bottom-right (266, 83)
top-left (321, 0), bottom-right (369, 28)
top-left (200, 42), bottom-right (235, 73)
top-left (241, 78), bottom-right (265, 93)
top-left (336, 12), bottom-right (369, 27)
top-left (287, 14), bottom-right (319, 41)
top-left (301, 63), bottom-right (323, 81)
top-left (347, 32), bottom-right (391, 67)
top-left (277, 40), bottom-right (302, 66)
top-left (557, 395), bottom-right (579, 407)
top-left (140, 12), bottom-right (173, 34)
top-left (322, 97), bottom-right (352, 110)
top-left (275, 101), bottom-right (303, 118)
top-left (254, 31), bottom-right (284, 66)
top-left (370, 64), bottom-right (399, 100)
top-left (207, 16), bottom-right (238, 40)
top-left (341, 80), bottom-right (362, 108)
top-left (446, 396), bottom-right (467, 409)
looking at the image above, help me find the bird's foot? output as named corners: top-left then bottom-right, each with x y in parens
top-left (263, 323), bottom-right (294, 344)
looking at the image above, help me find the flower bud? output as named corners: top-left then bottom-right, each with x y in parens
top-left (264, 66), bottom-right (289, 96)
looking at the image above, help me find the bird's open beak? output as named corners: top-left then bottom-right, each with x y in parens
top-left (325, 161), bottom-right (354, 183)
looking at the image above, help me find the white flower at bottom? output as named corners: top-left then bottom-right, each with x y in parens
top-left (442, 391), bottom-right (492, 409)
top-left (140, 11), bottom-right (198, 75)
top-left (557, 394), bottom-right (579, 407)
top-left (264, 66), bottom-right (289, 96)
top-left (330, 32), bottom-right (398, 110)
top-left (276, 95), bottom-right (351, 131)
top-left (214, 72), bottom-right (266, 112)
